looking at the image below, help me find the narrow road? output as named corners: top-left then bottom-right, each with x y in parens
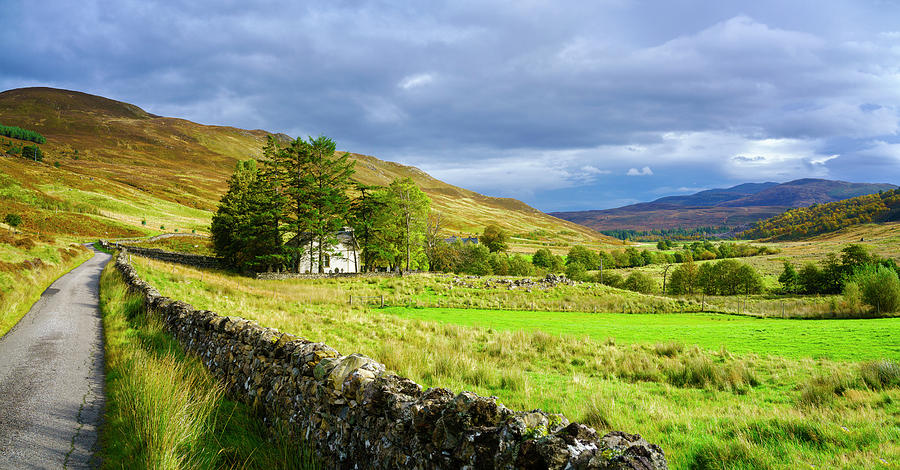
top-left (0, 247), bottom-right (109, 469)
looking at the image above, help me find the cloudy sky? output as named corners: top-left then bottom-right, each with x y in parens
top-left (2, 1), bottom-right (899, 210)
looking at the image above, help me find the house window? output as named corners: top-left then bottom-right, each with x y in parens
top-left (324, 254), bottom-right (330, 268)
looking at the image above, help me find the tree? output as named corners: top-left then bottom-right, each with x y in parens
top-left (349, 183), bottom-right (386, 271)
top-left (850, 265), bottom-right (900, 314)
top-left (508, 254), bottom-right (534, 276)
top-left (283, 135), bottom-right (355, 273)
top-left (4, 213), bottom-right (21, 232)
top-left (821, 253), bottom-right (844, 294)
top-left (567, 245), bottom-right (598, 268)
top-left (798, 262), bottom-right (824, 294)
top-left (211, 160), bottom-right (259, 269)
top-left (481, 224), bottom-right (509, 253)
top-left (532, 248), bottom-right (554, 268)
top-left (22, 145), bottom-right (42, 162)
top-left (387, 178), bottom-right (430, 271)
top-left (457, 244), bottom-right (492, 275)
top-left (778, 261), bottom-right (800, 294)
top-left (425, 211), bottom-right (446, 267)
top-left (735, 263), bottom-right (763, 295)
top-left (623, 271), bottom-right (656, 293)
top-left (667, 259), bottom-right (698, 295)
top-left (565, 262), bottom-right (588, 281)
top-left (841, 244), bottom-right (873, 272)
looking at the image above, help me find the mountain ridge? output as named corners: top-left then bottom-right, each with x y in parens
top-left (552, 179), bottom-right (897, 232)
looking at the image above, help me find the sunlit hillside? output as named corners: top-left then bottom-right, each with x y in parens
top-left (0, 87), bottom-right (619, 249)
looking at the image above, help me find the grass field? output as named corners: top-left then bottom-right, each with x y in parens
top-left (384, 307), bottom-right (899, 361)
top-left (128, 255), bottom-right (900, 470)
top-left (98, 260), bottom-right (318, 469)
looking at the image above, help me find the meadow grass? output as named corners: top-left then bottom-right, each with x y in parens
top-left (0, 234), bottom-right (92, 337)
top-left (98, 261), bottom-right (319, 470)
top-left (129, 256), bottom-right (900, 469)
top-left (383, 307), bottom-right (899, 361)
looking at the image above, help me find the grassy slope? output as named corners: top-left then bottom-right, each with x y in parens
top-left (128, 255), bottom-right (900, 470)
top-left (98, 259), bottom-right (318, 469)
top-left (0, 232), bottom-right (92, 336)
top-left (0, 87), bottom-right (617, 250)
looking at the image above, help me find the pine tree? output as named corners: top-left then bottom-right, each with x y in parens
top-left (283, 136), bottom-right (355, 273)
top-left (211, 160), bottom-right (257, 269)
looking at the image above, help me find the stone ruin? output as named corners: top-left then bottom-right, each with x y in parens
top-left (449, 273), bottom-right (578, 291)
top-left (112, 249), bottom-right (667, 469)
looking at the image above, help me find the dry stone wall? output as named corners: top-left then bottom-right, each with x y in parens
top-left (112, 249), bottom-right (668, 470)
top-left (104, 241), bottom-right (223, 270)
top-left (254, 271), bottom-right (406, 280)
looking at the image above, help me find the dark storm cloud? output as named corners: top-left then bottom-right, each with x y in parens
top-left (1, 0), bottom-right (898, 210)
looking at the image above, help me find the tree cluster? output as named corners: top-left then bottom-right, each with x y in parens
top-left (552, 241), bottom-right (774, 275)
top-left (742, 189), bottom-right (900, 240)
top-left (0, 124), bottom-right (46, 144)
top-left (351, 179), bottom-right (431, 271)
top-left (779, 244), bottom-right (900, 296)
top-left (601, 226), bottom-right (730, 242)
top-left (211, 136), bottom-right (431, 273)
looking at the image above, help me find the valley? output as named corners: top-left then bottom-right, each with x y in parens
top-left (0, 87), bottom-right (897, 470)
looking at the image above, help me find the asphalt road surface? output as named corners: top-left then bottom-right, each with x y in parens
top-left (0, 247), bottom-right (109, 469)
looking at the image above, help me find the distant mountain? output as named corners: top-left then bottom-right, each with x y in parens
top-left (552, 179), bottom-right (898, 233)
top-left (0, 87), bottom-right (616, 248)
top-left (741, 188), bottom-right (900, 240)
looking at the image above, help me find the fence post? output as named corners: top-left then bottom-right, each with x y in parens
top-left (380, 295), bottom-right (384, 308)
top-left (349, 295), bottom-right (353, 306)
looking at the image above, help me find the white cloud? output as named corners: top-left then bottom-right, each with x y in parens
top-left (398, 73), bottom-right (435, 90)
top-left (626, 166), bottom-right (653, 176)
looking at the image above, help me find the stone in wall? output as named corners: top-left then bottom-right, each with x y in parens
top-left (112, 249), bottom-right (667, 470)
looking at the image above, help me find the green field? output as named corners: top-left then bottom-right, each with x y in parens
top-left (384, 307), bottom-right (900, 361)
top-left (127, 255), bottom-right (900, 470)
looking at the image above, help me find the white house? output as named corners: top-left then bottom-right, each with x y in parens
top-left (292, 228), bottom-right (360, 274)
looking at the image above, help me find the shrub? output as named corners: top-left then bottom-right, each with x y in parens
top-left (623, 271), bottom-right (656, 293)
top-left (842, 281), bottom-right (863, 313)
top-left (489, 253), bottom-right (509, 275)
top-left (22, 145), bottom-right (43, 161)
top-left (4, 213), bottom-right (22, 229)
top-left (508, 254), bottom-right (533, 276)
top-left (851, 265), bottom-right (900, 314)
top-left (595, 272), bottom-right (623, 288)
top-left (565, 262), bottom-right (588, 282)
top-left (457, 244), bottom-right (491, 275)
top-left (531, 248), bottom-right (553, 268)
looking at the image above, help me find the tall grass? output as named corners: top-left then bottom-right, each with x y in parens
top-left (98, 263), bottom-right (319, 470)
top-left (0, 237), bottom-right (91, 337)
top-left (129, 256), bottom-right (900, 469)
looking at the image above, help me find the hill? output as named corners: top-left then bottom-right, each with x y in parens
top-left (0, 87), bottom-right (617, 249)
top-left (551, 179), bottom-right (897, 234)
top-left (740, 188), bottom-right (900, 240)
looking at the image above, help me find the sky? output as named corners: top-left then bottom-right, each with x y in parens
top-left (2, 0), bottom-right (899, 211)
